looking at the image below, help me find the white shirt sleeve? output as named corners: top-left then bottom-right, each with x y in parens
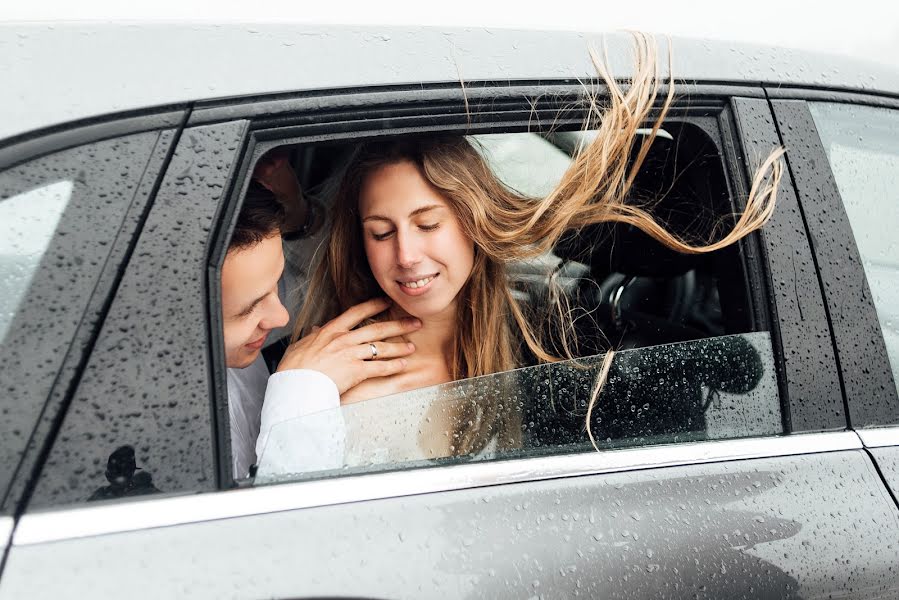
top-left (254, 369), bottom-right (346, 479)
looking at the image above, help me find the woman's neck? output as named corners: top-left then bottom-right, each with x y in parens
top-left (388, 304), bottom-right (455, 359)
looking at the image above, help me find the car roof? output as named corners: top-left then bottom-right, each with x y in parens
top-left (2, 23), bottom-right (898, 142)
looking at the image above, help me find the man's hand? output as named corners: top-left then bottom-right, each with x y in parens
top-left (276, 298), bottom-right (419, 394)
top-left (252, 150), bottom-right (307, 233)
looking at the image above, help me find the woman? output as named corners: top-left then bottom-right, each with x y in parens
top-left (256, 33), bottom-right (784, 470)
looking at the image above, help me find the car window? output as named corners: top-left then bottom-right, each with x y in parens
top-left (244, 123), bottom-right (785, 484)
top-left (0, 132), bottom-right (163, 509)
top-left (809, 103), bottom-right (899, 393)
top-left (257, 332), bottom-right (779, 482)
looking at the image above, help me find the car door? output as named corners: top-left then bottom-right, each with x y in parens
top-left (0, 113), bottom-right (181, 563)
top-left (2, 85), bottom-right (898, 599)
top-left (768, 92), bottom-right (899, 503)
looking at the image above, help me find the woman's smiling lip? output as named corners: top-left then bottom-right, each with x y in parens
top-left (396, 273), bottom-right (439, 296)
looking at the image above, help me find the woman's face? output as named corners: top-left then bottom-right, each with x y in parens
top-left (359, 160), bottom-right (475, 321)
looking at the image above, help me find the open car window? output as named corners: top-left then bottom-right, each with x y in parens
top-left (256, 332), bottom-right (780, 483)
top-left (233, 118), bottom-right (778, 485)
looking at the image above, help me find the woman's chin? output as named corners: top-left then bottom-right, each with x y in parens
top-left (390, 295), bottom-right (454, 321)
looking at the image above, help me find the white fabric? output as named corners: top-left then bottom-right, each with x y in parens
top-left (255, 371), bottom-right (502, 481)
top-left (254, 369), bottom-right (345, 479)
top-left (226, 354), bottom-right (270, 479)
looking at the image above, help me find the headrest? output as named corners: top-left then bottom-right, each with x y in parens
top-left (583, 223), bottom-right (699, 277)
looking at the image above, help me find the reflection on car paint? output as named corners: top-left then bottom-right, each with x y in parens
top-left (88, 445), bottom-right (160, 501)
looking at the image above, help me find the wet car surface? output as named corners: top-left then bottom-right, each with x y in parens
top-left (1, 24), bottom-right (898, 599)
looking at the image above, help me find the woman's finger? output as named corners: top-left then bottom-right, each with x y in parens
top-left (351, 340), bottom-right (415, 362)
top-left (341, 317), bottom-right (421, 347)
top-left (357, 358), bottom-right (409, 385)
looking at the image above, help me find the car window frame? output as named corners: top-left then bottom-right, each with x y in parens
top-left (10, 83), bottom-right (842, 515)
top-left (5, 81), bottom-right (861, 544)
top-left (0, 110), bottom-right (186, 516)
top-left (205, 82), bottom-right (823, 488)
top-left (23, 117), bottom-right (256, 511)
top-left (730, 97), bottom-right (850, 432)
top-left (768, 92), bottom-right (899, 429)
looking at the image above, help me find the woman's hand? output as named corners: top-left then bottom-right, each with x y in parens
top-left (276, 298), bottom-right (419, 394)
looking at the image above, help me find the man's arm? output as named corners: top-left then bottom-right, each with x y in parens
top-left (253, 150), bottom-right (309, 235)
top-left (254, 368), bottom-right (343, 474)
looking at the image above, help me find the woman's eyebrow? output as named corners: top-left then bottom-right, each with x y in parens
top-left (408, 204), bottom-right (444, 218)
top-left (362, 204), bottom-right (444, 223)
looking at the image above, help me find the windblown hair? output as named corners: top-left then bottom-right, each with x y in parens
top-left (294, 33), bottom-right (784, 455)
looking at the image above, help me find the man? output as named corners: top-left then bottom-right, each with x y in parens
top-left (221, 187), bottom-right (292, 479)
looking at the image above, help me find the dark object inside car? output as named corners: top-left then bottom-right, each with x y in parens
top-left (551, 122), bottom-right (747, 355)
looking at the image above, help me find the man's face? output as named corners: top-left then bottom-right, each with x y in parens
top-left (221, 234), bottom-right (289, 369)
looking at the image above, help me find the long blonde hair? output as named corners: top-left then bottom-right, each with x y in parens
top-left (294, 33), bottom-right (784, 454)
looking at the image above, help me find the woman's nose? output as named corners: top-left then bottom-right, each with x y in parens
top-left (395, 230), bottom-right (422, 268)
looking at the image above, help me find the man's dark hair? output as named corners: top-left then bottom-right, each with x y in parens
top-left (229, 182), bottom-right (285, 251)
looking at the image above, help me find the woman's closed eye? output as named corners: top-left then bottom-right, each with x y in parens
top-left (370, 223), bottom-right (440, 241)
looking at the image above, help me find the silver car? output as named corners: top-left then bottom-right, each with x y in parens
top-left (1, 24), bottom-right (898, 599)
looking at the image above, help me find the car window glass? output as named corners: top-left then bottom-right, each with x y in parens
top-left (809, 103), bottom-right (899, 390)
top-left (0, 132), bottom-right (161, 508)
top-left (0, 180), bottom-right (72, 340)
top-left (257, 332), bottom-right (779, 482)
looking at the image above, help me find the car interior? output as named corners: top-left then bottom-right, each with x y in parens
top-left (270, 121), bottom-right (748, 356)
top-left (552, 122), bottom-right (749, 353)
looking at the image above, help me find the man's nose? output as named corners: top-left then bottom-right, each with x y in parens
top-left (260, 295), bottom-right (290, 330)
top-left (396, 230), bottom-right (422, 269)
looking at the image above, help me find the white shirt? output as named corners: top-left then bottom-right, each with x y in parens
top-left (253, 369), bottom-right (345, 480)
top-left (226, 354), bottom-right (270, 479)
